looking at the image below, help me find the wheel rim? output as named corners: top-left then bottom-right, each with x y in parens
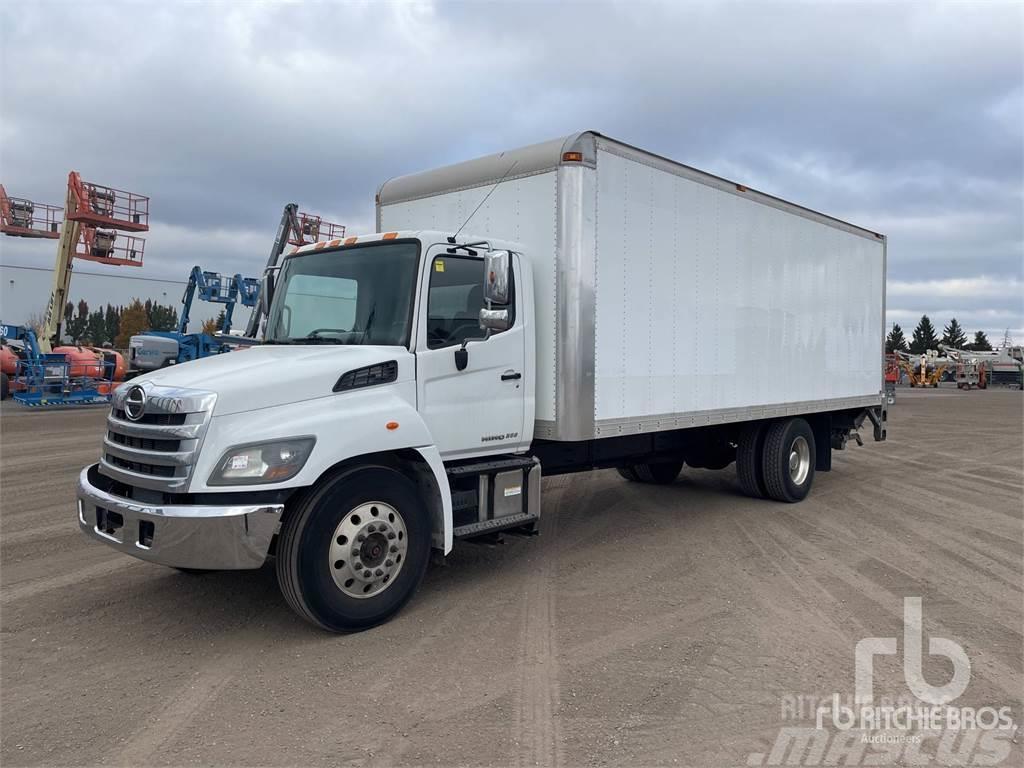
top-left (328, 501), bottom-right (408, 599)
top-left (788, 436), bottom-right (811, 486)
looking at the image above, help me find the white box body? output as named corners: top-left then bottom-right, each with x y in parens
top-left (378, 131), bottom-right (886, 442)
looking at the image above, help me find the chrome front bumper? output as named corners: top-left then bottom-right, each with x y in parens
top-left (76, 465), bottom-right (284, 570)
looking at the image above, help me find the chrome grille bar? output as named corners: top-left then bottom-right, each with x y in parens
top-left (98, 383), bottom-right (216, 493)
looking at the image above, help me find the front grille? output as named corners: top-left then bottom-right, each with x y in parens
top-left (100, 389), bottom-right (214, 492)
top-left (113, 408), bottom-right (187, 426)
top-left (106, 454), bottom-right (177, 477)
top-left (107, 430), bottom-right (181, 452)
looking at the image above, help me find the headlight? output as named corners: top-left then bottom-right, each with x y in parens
top-left (208, 437), bottom-right (315, 486)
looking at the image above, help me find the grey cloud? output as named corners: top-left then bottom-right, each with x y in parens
top-left (1, 1), bottom-right (1021, 338)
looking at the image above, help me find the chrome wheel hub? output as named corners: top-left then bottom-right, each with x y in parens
top-left (328, 502), bottom-right (407, 599)
top-left (788, 436), bottom-right (811, 486)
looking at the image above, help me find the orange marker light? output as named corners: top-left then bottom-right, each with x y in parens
top-left (386, 421), bottom-right (399, 431)
top-left (562, 151), bottom-right (583, 162)
top-left (344, 236), bottom-right (358, 245)
top-left (382, 232), bottom-right (398, 240)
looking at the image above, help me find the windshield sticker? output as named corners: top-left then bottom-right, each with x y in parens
top-left (435, 260), bottom-right (445, 272)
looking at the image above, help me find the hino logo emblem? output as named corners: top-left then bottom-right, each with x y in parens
top-left (124, 386), bottom-right (147, 421)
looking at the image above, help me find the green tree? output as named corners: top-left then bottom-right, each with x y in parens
top-left (968, 330), bottom-right (993, 352)
top-left (104, 304), bottom-right (120, 344)
top-left (941, 318), bottom-right (968, 350)
top-left (85, 309), bottom-right (107, 345)
top-left (885, 323), bottom-right (909, 353)
top-left (65, 299), bottom-right (89, 342)
top-left (116, 299), bottom-right (150, 347)
top-left (148, 302), bottom-right (179, 332)
top-left (910, 315), bottom-right (940, 354)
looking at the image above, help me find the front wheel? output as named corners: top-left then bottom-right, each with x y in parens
top-left (276, 466), bottom-right (431, 632)
top-left (761, 418), bottom-right (816, 503)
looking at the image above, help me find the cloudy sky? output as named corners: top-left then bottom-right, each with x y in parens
top-left (1, 1), bottom-right (1021, 343)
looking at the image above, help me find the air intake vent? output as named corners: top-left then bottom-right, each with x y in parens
top-left (334, 360), bottom-right (398, 393)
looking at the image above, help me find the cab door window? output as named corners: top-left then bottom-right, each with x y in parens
top-left (426, 255), bottom-right (513, 349)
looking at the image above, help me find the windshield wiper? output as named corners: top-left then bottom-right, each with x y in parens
top-left (285, 335), bottom-right (346, 345)
top-left (358, 304), bottom-right (377, 345)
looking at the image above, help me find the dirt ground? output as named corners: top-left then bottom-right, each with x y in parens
top-left (1, 388), bottom-right (1021, 767)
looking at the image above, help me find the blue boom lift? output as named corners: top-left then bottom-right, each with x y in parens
top-left (129, 266), bottom-right (259, 372)
top-left (0, 323), bottom-right (116, 406)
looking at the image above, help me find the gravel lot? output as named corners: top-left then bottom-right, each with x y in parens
top-left (1, 388), bottom-right (1021, 767)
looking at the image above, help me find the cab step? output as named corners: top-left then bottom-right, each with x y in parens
top-left (445, 455), bottom-right (541, 540)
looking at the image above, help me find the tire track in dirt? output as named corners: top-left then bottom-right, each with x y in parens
top-left (110, 606), bottom-right (275, 767)
top-left (510, 475), bottom-right (592, 768)
top-left (760, 519), bottom-right (1022, 700)
top-left (0, 557), bottom-right (136, 606)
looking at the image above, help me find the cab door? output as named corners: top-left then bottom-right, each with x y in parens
top-left (415, 248), bottom-right (525, 459)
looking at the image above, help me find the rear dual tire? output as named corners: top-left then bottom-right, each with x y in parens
top-left (276, 466), bottom-right (431, 632)
top-left (738, 418), bottom-right (816, 502)
top-left (736, 421), bottom-right (768, 498)
top-left (761, 418), bottom-right (816, 503)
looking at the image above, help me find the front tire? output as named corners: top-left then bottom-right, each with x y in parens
top-left (761, 418), bottom-right (816, 503)
top-left (276, 466), bottom-right (431, 632)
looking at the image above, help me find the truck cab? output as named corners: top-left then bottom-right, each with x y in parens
top-left (78, 231), bottom-right (541, 630)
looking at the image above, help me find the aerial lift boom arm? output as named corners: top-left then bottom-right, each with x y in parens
top-left (40, 184), bottom-right (84, 353)
top-left (245, 203), bottom-right (301, 338)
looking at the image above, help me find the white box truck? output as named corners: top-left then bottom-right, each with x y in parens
top-left (77, 131), bottom-right (887, 631)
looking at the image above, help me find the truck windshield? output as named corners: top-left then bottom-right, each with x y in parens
top-left (265, 242), bottom-right (419, 346)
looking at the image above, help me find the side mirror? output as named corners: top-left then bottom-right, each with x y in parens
top-left (479, 308), bottom-right (510, 332)
top-left (484, 250), bottom-right (510, 305)
top-left (259, 269), bottom-right (276, 318)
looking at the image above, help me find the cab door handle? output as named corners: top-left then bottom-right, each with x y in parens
top-left (501, 370), bottom-right (522, 381)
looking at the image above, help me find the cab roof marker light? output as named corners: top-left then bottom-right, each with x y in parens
top-left (344, 236), bottom-right (358, 245)
top-left (562, 151), bottom-right (583, 162)
top-left (328, 239), bottom-right (341, 247)
top-left (382, 232), bottom-right (398, 240)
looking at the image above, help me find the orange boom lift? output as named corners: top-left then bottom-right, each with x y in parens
top-left (40, 171), bottom-right (149, 353)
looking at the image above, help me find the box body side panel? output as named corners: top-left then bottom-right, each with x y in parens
top-left (593, 147), bottom-right (885, 426)
top-left (379, 171), bottom-right (559, 422)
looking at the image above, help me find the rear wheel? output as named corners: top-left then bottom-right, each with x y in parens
top-left (761, 418), bottom-right (816, 503)
top-left (276, 466), bottom-right (430, 632)
top-left (617, 461), bottom-right (683, 484)
top-left (616, 466), bottom-right (641, 482)
top-left (736, 421), bottom-right (768, 498)
top-left (636, 460), bottom-right (684, 484)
